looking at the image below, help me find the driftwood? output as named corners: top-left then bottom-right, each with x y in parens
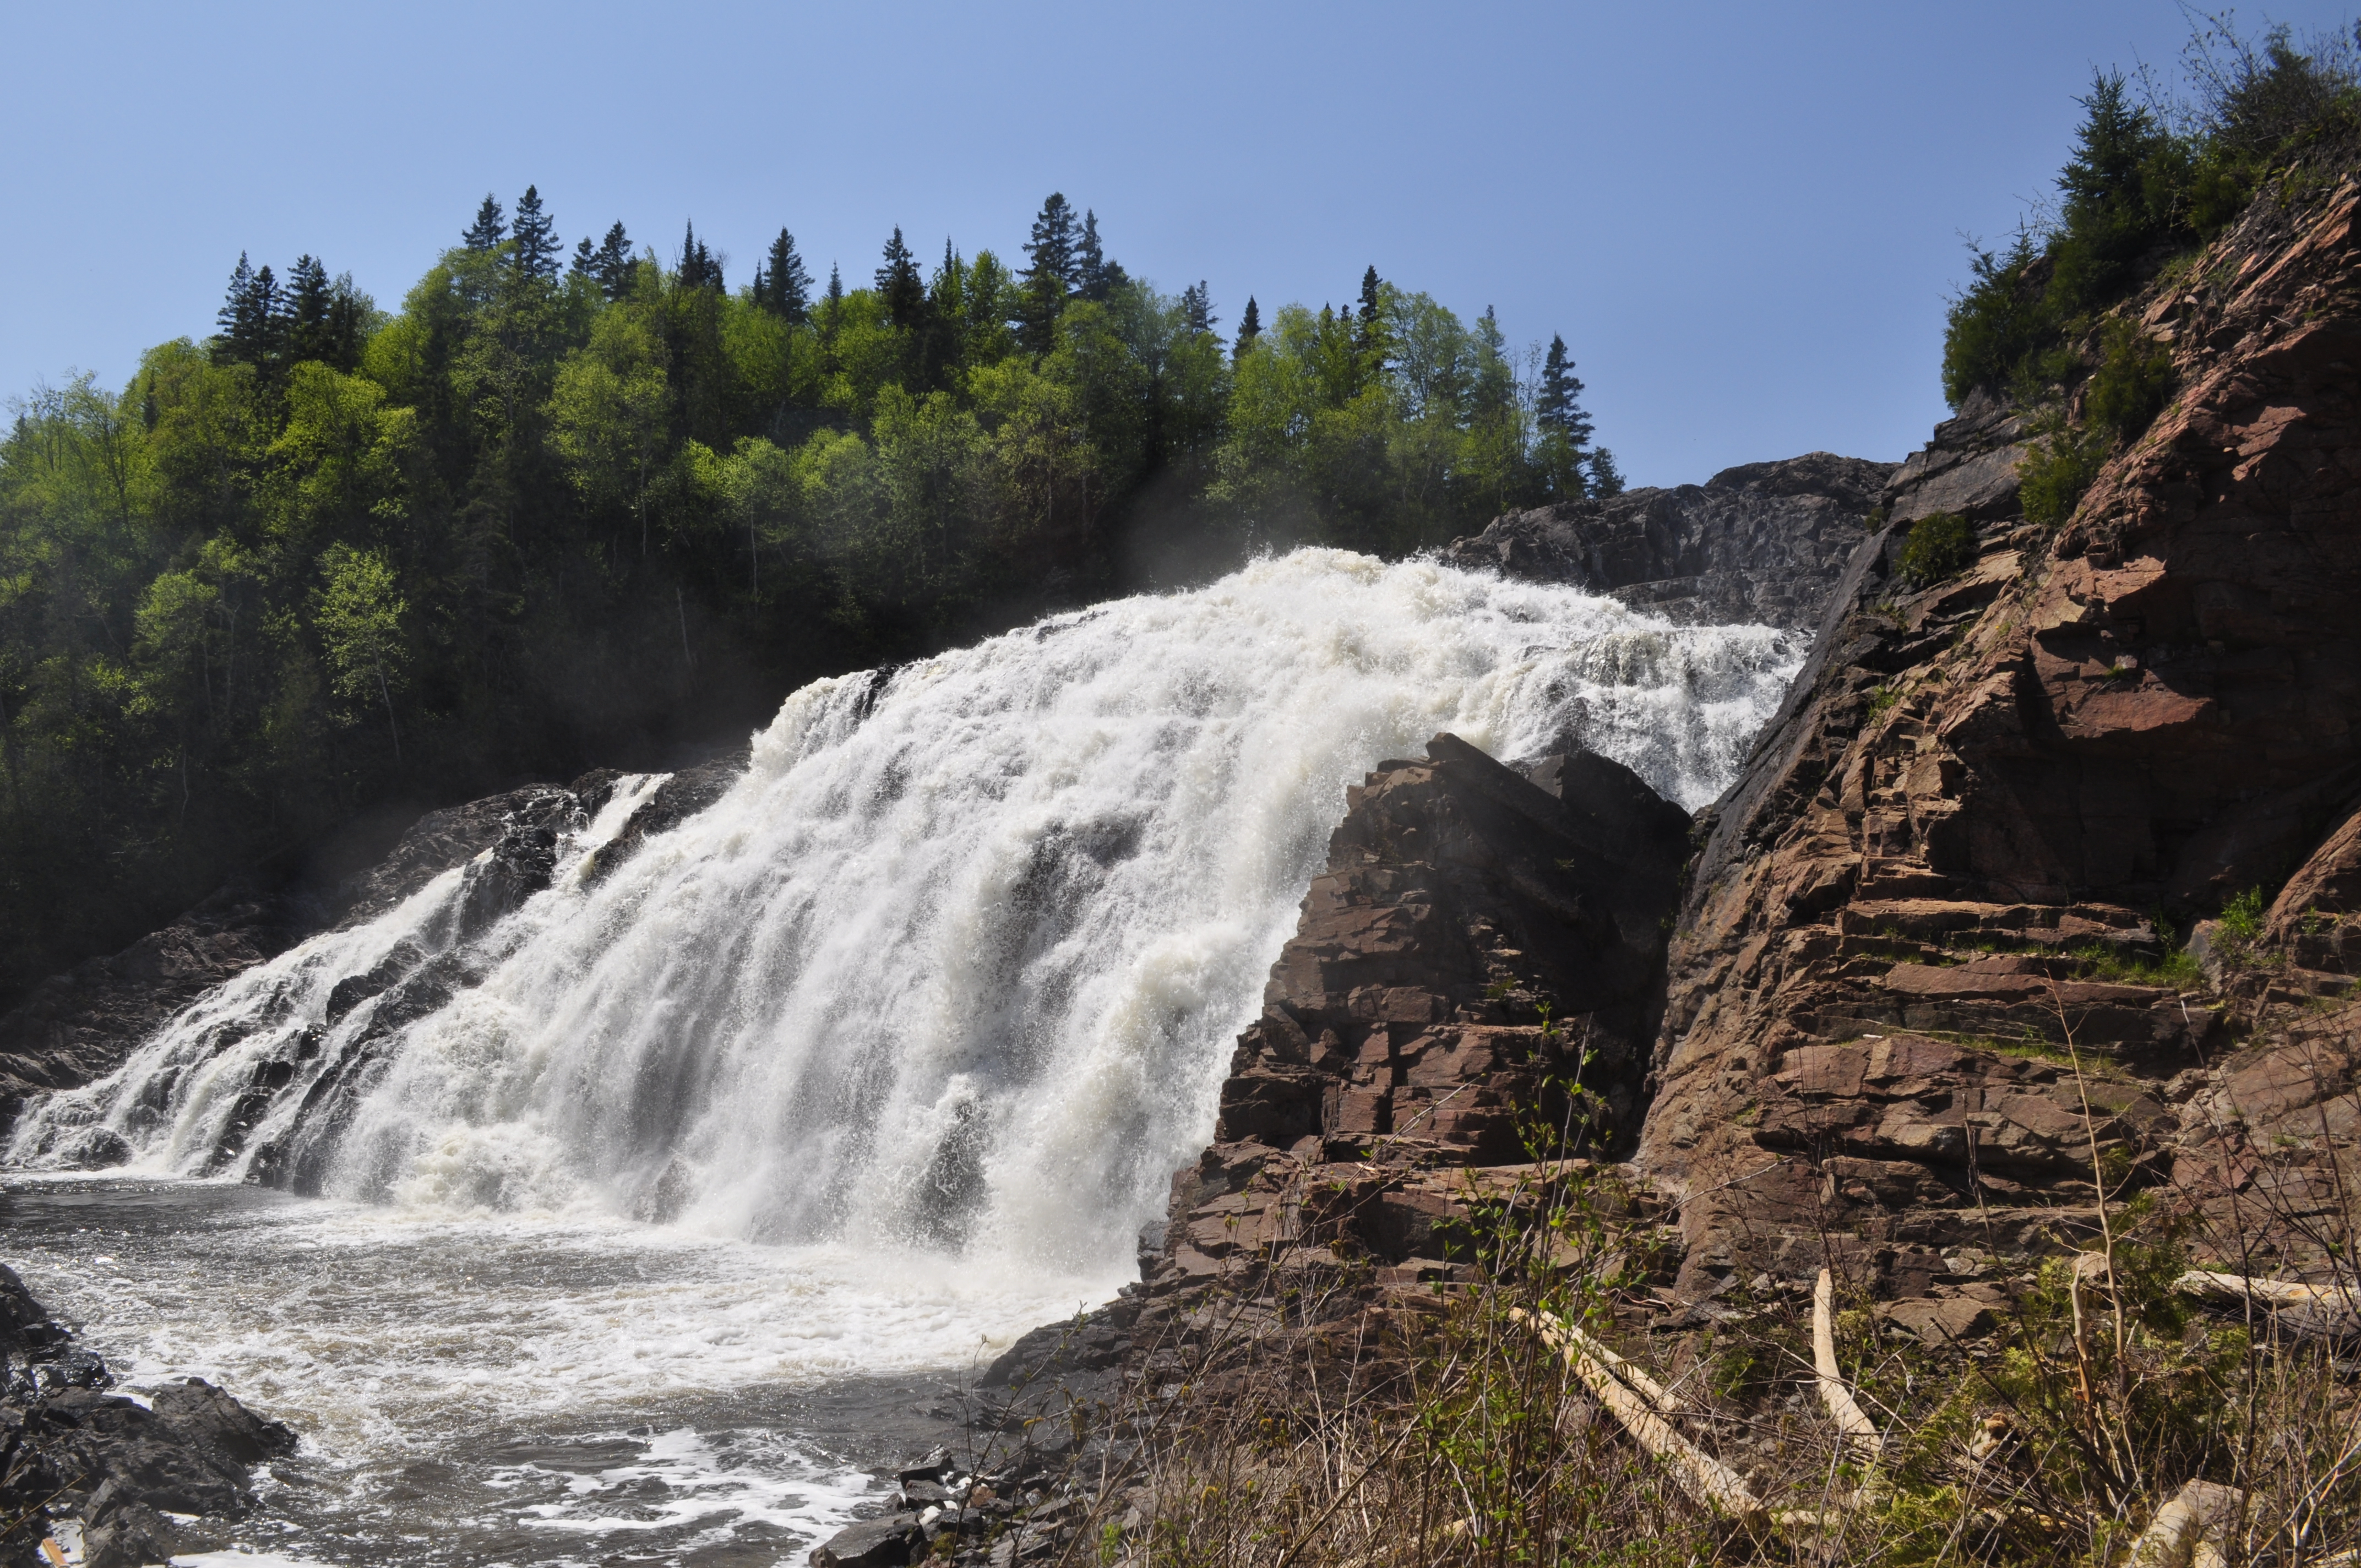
top-left (1512, 1308), bottom-right (1767, 1532)
top-left (2175, 1269), bottom-right (2361, 1338)
top-left (1813, 1268), bottom-right (1883, 1468)
top-left (2125, 1478), bottom-right (2243, 1568)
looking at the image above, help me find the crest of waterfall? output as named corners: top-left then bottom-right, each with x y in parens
top-left (7, 550), bottom-right (1802, 1277)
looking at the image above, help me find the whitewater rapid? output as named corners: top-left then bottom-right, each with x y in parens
top-left (10, 550), bottom-right (1801, 1291)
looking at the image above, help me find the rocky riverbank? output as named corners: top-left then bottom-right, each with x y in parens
top-left (1, 1263), bottom-right (295, 1568)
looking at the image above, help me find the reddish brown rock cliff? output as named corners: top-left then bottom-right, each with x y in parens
top-left (1641, 176), bottom-right (2361, 1295)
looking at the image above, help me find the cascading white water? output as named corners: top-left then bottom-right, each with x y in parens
top-left (10, 550), bottom-right (1800, 1291)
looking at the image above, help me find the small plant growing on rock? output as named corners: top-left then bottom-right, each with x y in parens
top-left (2221, 885), bottom-right (2268, 945)
top-left (2085, 317), bottom-right (2177, 440)
top-left (1900, 511), bottom-right (1976, 587)
top-left (2019, 420), bottom-right (2110, 529)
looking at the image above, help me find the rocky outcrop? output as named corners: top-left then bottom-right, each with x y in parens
top-left (1114, 732), bottom-right (1692, 1386)
top-left (1639, 174), bottom-right (2361, 1295)
top-left (0, 760), bottom-right (742, 1133)
top-left (0, 1263), bottom-right (294, 1568)
top-left (1440, 451), bottom-right (1895, 630)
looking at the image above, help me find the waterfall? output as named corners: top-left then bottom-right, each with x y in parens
top-left (7, 549), bottom-right (1800, 1281)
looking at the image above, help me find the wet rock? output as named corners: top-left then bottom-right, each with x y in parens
top-left (812, 1512), bottom-right (926, 1567)
top-left (583, 748), bottom-right (749, 883)
top-left (80, 1490), bottom-right (191, 1568)
top-left (1441, 451), bottom-right (1893, 630)
top-left (150, 1376), bottom-right (297, 1466)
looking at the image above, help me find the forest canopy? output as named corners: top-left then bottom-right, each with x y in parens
top-left (0, 190), bottom-right (1613, 1001)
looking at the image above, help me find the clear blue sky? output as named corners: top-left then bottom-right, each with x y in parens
top-left (4, 1), bottom-right (2353, 487)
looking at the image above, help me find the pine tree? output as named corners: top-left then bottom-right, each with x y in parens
top-left (678, 221), bottom-right (723, 291)
top-left (462, 193), bottom-right (506, 252)
top-left (574, 222), bottom-right (635, 300)
top-left (1019, 193), bottom-right (1077, 353)
top-left (1535, 334), bottom-right (1593, 447)
top-left (876, 226), bottom-right (926, 327)
top-left (826, 262), bottom-right (844, 311)
top-left (760, 227), bottom-right (812, 322)
top-left (510, 185), bottom-right (560, 280)
top-left (1588, 447), bottom-right (1625, 497)
top-left (286, 255), bottom-right (333, 362)
top-left (1180, 282), bottom-right (1216, 335)
top-left (214, 253), bottom-right (284, 367)
top-left (1353, 265), bottom-right (1390, 373)
top-left (1022, 193), bottom-right (1078, 292)
top-left (1233, 295), bottom-right (1261, 361)
top-left (1075, 209), bottom-right (1126, 302)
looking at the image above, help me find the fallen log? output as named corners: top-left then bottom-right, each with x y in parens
top-left (1511, 1308), bottom-right (1767, 1533)
top-left (1813, 1268), bottom-right (1883, 1469)
top-left (2126, 1478), bottom-right (2242, 1568)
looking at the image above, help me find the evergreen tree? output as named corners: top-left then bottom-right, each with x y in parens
top-left (1353, 265), bottom-right (1390, 374)
top-left (876, 226), bottom-right (927, 328)
top-left (1019, 193), bottom-right (1078, 353)
top-left (1233, 295), bottom-right (1261, 361)
top-left (510, 185), bottom-right (561, 280)
top-left (286, 255), bottom-right (333, 362)
top-left (462, 193), bottom-right (507, 252)
top-left (1535, 334), bottom-right (1593, 447)
top-left (1180, 282), bottom-right (1217, 335)
top-left (678, 221), bottom-right (723, 291)
top-left (214, 253), bottom-right (284, 367)
top-left (1074, 209), bottom-right (1126, 302)
top-left (825, 262), bottom-right (844, 311)
top-left (572, 222), bottom-right (635, 300)
top-left (759, 227), bottom-right (812, 322)
top-left (1587, 447), bottom-right (1625, 497)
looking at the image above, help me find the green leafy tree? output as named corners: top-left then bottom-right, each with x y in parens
top-left (313, 543), bottom-right (407, 759)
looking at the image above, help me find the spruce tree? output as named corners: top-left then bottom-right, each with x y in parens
top-left (215, 254), bottom-right (284, 367)
top-left (1233, 295), bottom-right (1261, 361)
top-left (1587, 447), bottom-right (1625, 497)
top-left (1353, 265), bottom-right (1390, 374)
top-left (1535, 334), bottom-right (1594, 448)
top-left (510, 185), bottom-right (560, 280)
top-left (678, 221), bottom-right (723, 291)
top-left (1019, 193), bottom-right (1077, 352)
top-left (1180, 281), bottom-right (1216, 335)
top-left (576, 222), bottom-right (634, 300)
top-left (761, 227), bottom-right (812, 322)
top-left (1075, 209), bottom-right (1123, 302)
top-left (876, 226), bottom-right (926, 327)
top-left (462, 193), bottom-right (506, 252)
top-left (286, 254), bottom-right (333, 363)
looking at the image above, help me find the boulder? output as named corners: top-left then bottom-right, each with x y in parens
top-left (811, 1513), bottom-right (925, 1567)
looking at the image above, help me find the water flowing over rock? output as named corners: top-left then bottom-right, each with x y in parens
top-left (4, 552), bottom-right (1798, 1290)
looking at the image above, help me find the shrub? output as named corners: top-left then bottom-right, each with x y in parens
top-left (2085, 318), bottom-right (2175, 440)
top-left (2018, 423), bottom-right (2110, 529)
top-left (2221, 884), bottom-right (2268, 943)
top-left (1898, 511), bottom-right (1975, 588)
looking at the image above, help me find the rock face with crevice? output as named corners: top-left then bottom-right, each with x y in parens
top-left (1641, 175), bottom-right (2361, 1297)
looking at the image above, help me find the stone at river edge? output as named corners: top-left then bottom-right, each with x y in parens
top-left (0, 1262), bottom-right (296, 1568)
top-left (1641, 174), bottom-right (2361, 1295)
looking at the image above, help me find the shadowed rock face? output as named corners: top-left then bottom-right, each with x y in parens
top-left (1640, 176), bottom-right (2361, 1297)
top-left (1440, 452), bottom-right (1896, 630)
top-left (1128, 732), bottom-right (1691, 1326)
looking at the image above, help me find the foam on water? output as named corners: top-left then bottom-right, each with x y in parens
top-left (13, 549), bottom-right (1800, 1294)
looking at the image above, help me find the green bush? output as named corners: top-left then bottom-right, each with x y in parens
top-left (2221, 884), bottom-right (2268, 943)
top-left (2018, 423), bottom-right (2110, 529)
top-left (2085, 318), bottom-right (2175, 440)
top-left (1898, 511), bottom-right (1975, 588)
